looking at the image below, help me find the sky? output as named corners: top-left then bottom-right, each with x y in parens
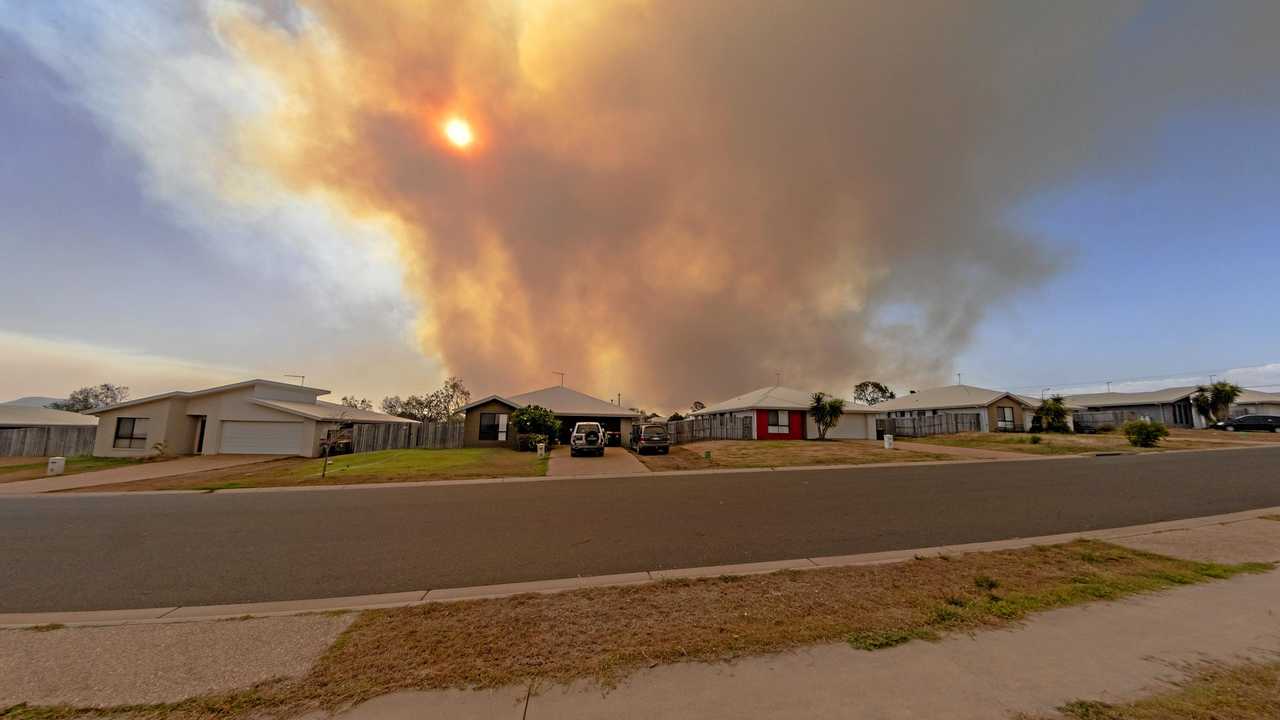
top-left (1, 1), bottom-right (1278, 412)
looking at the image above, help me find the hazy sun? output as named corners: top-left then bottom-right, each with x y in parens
top-left (443, 117), bottom-right (474, 148)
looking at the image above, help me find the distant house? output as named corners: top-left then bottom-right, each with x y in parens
top-left (1062, 386), bottom-right (1203, 429)
top-left (460, 386), bottom-right (641, 447)
top-left (692, 386), bottom-right (879, 440)
top-left (1229, 389), bottom-right (1280, 418)
top-left (874, 385), bottom-right (1051, 433)
top-left (0, 405), bottom-right (97, 430)
top-left (87, 379), bottom-right (413, 458)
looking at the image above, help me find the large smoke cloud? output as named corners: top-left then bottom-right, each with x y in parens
top-left (11, 1), bottom-right (1279, 409)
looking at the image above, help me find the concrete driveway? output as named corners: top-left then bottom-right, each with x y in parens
top-left (0, 455), bottom-right (284, 494)
top-left (546, 446), bottom-right (649, 477)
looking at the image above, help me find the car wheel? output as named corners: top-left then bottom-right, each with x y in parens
top-left (1227, 426), bottom-right (1236, 432)
top-left (661, 447), bottom-right (669, 454)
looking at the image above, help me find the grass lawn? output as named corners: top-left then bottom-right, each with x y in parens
top-left (904, 431), bottom-right (1254, 456)
top-left (9, 541), bottom-right (1267, 720)
top-left (1020, 660), bottom-right (1280, 719)
top-left (70, 449), bottom-right (548, 492)
top-left (0, 455), bottom-right (141, 484)
top-left (635, 439), bottom-right (951, 471)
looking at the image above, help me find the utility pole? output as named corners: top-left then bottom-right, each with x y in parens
top-left (1041, 387), bottom-right (1051, 399)
top-left (552, 371), bottom-right (565, 386)
top-left (1106, 381), bottom-right (1112, 392)
top-left (284, 373), bottom-right (305, 386)
top-left (775, 370), bottom-right (782, 386)
top-left (956, 373), bottom-right (962, 385)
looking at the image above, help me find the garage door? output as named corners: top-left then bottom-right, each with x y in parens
top-left (827, 414), bottom-right (873, 440)
top-left (219, 421), bottom-right (303, 455)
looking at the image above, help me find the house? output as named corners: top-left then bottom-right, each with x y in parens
top-left (1229, 389), bottom-right (1280, 417)
top-left (88, 379), bottom-right (413, 458)
top-left (0, 405), bottom-right (98, 430)
top-left (460, 385), bottom-right (641, 447)
top-left (1062, 386), bottom-right (1203, 429)
top-left (874, 385), bottom-right (1052, 433)
top-left (691, 386), bottom-right (880, 440)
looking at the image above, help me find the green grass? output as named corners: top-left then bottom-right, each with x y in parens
top-left (98, 448), bottom-right (550, 491)
top-left (0, 456), bottom-right (138, 483)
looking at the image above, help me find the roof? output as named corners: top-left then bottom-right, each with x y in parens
top-left (0, 405), bottom-right (99, 428)
top-left (694, 386), bottom-right (812, 414)
top-left (1235, 389), bottom-right (1280, 404)
top-left (88, 379), bottom-right (329, 415)
top-left (251, 399), bottom-right (418, 424)
top-left (460, 394), bottom-right (523, 412)
top-left (507, 386), bottom-right (641, 417)
top-left (874, 385), bottom-right (1038, 412)
top-left (1062, 386), bottom-right (1198, 408)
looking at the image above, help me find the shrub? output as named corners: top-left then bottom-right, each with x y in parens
top-left (1034, 395), bottom-right (1072, 433)
top-left (1029, 435), bottom-right (1042, 445)
top-left (1123, 419), bottom-right (1169, 448)
top-left (1096, 422), bottom-right (1115, 433)
top-left (511, 405), bottom-right (560, 443)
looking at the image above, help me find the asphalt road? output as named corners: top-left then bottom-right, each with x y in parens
top-left (2, 447), bottom-right (1279, 613)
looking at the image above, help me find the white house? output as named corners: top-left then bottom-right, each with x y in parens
top-left (692, 386), bottom-right (879, 440)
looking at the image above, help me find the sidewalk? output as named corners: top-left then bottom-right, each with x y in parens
top-left (3, 514), bottom-right (1278, 718)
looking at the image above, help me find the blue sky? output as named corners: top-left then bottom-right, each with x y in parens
top-left (2, 2), bottom-right (1278, 409)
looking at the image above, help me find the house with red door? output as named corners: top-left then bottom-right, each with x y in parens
top-left (691, 385), bottom-right (879, 440)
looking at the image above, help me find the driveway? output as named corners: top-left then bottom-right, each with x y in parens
top-left (0, 455), bottom-right (284, 494)
top-left (546, 446), bottom-right (649, 477)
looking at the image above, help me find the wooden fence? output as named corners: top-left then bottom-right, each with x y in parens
top-left (350, 421), bottom-right (464, 453)
top-left (0, 426), bottom-right (97, 457)
top-left (876, 413), bottom-right (982, 438)
top-left (666, 415), bottom-right (754, 444)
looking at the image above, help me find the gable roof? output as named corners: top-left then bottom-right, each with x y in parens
top-left (251, 399), bottom-right (417, 424)
top-left (88, 379), bottom-right (329, 415)
top-left (1062, 386), bottom-right (1198, 408)
top-left (460, 394), bottom-right (523, 412)
top-left (1234, 389), bottom-right (1280, 405)
top-left (0, 405), bottom-right (99, 428)
top-left (507, 386), bottom-right (641, 417)
top-left (874, 385), bottom-right (1038, 412)
top-left (694, 386), bottom-right (814, 414)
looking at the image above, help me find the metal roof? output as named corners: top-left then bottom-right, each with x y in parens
top-left (693, 386), bottom-right (813, 414)
top-left (1234, 389), bottom-right (1280, 404)
top-left (250, 399), bottom-right (418, 424)
top-left (874, 385), bottom-right (1038, 412)
top-left (0, 405), bottom-right (99, 428)
top-left (88, 379), bottom-right (329, 415)
top-left (507, 386), bottom-right (641, 417)
top-left (1062, 386), bottom-right (1198, 408)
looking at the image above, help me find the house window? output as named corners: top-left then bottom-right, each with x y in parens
top-left (478, 412), bottom-right (508, 441)
top-left (113, 418), bottom-right (149, 449)
top-left (767, 410), bottom-right (789, 433)
top-left (996, 406), bottom-right (1015, 430)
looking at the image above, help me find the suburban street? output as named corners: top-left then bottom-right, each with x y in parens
top-left (2, 446), bottom-right (1279, 613)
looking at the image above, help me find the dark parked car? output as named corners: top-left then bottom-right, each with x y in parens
top-left (1212, 415), bottom-right (1280, 432)
top-left (630, 423), bottom-right (671, 454)
top-left (605, 430), bottom-right (623, 447)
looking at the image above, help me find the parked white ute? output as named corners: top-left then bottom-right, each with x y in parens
top-left (569, 421), bottom-right (606, 457)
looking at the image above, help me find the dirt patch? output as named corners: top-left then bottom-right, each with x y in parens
top-left (906, 431), bottom-right (1258, 456)
top-left (1019, 659), bottom-right (1280, 720)
top-left (636, 439), bottom-right (951, 471)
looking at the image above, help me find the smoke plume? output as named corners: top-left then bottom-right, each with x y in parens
top-left (12, 1), bottom-right (1280, 408)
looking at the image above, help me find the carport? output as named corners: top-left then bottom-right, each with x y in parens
top-left (461, 385), bottom-right (641, 448)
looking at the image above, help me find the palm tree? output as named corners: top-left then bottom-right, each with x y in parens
top-left (809, 392), bottom-right (846, 440)
top-left (1192, 381), bottom-right (1243, 423)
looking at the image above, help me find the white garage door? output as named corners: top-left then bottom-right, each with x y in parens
top-left (219, 421), bottom-right (303, 455)
top-left (827, 414), bottom-right (873, 440)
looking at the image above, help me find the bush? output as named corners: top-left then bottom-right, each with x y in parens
top-left (1123, 420), bottom-right (1169, 448)
top-left (1029, 435), bottom-right (1042, 445)
top-left (511, 405), bottom-right (560, 443)
top-left (518, 433), bottom-right (549, 452)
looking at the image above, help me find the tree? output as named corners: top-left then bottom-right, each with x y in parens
top-left (47, 384), bottom-right (129, 412)
top-left (1034, 395), bottom-right (1072, 433)
top-left (511, 404), bottom-right (561, 448)
top-left (341, 396), bottom-right (373, 411)
top-left (668, 412), bottom-right (685, 422)
top-left (690, 401), bottom-right (706, 413)
top-left (809, 392), bottom-right (846, 440)
top-left (852, 381), bottom-right (896, 406)
top-left (423, 376), bottom-right (472, 421)
top-left (1192, 381), bottom-right (1243, 423)
top-left (380, 395), bottom-right (429, 422)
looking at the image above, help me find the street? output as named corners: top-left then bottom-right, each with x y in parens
top-left (2, 447), bottom-right (1279, 613)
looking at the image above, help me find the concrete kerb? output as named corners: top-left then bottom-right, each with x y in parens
top-left (3, 505), bottom-right (1277, 630)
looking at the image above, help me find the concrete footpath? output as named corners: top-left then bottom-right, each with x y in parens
top-left (3, 513), bottom-right (1280, 717)
top-left (0, 454), bottom-right (280, 494)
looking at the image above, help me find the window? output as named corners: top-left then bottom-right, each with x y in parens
top-left (996, 406), bottom-right (1015, 430)
top-left (113, 418), bottom-right (148, 449)
top-left (478, 412), bottom-right (508, 441)
top-left (767, 410), bottom-right (789, 433)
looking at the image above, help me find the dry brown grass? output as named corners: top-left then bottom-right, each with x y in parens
top-left (1018, 659), bottom-right (1280, 719)
top-left (907, 431), bottom-right (1258, 456)
top-left (636, 439), bottom-right (950, 471)
top-left (5, 541), bottom-right (1266, 720)
top-left (1166, 427), bottom-right (1280, 444)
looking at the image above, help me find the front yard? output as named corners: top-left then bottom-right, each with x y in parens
top-left (903, 431), bottom-right (1258, 456)
top-left (0, 456), bottom-right (140, 484)
top-left (70, 448), bottom-right (548, 492)
top-left (635, 439), bottom-right (951, 471)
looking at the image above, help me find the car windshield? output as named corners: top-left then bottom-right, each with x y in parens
top-left (643, 426), bottom-right (667, 435)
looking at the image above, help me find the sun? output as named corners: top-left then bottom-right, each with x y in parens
top-left (443, 117), bottom-right (474, 149)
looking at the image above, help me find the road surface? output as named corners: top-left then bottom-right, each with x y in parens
top-left (2, 447), bottom-right (1278, 612)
